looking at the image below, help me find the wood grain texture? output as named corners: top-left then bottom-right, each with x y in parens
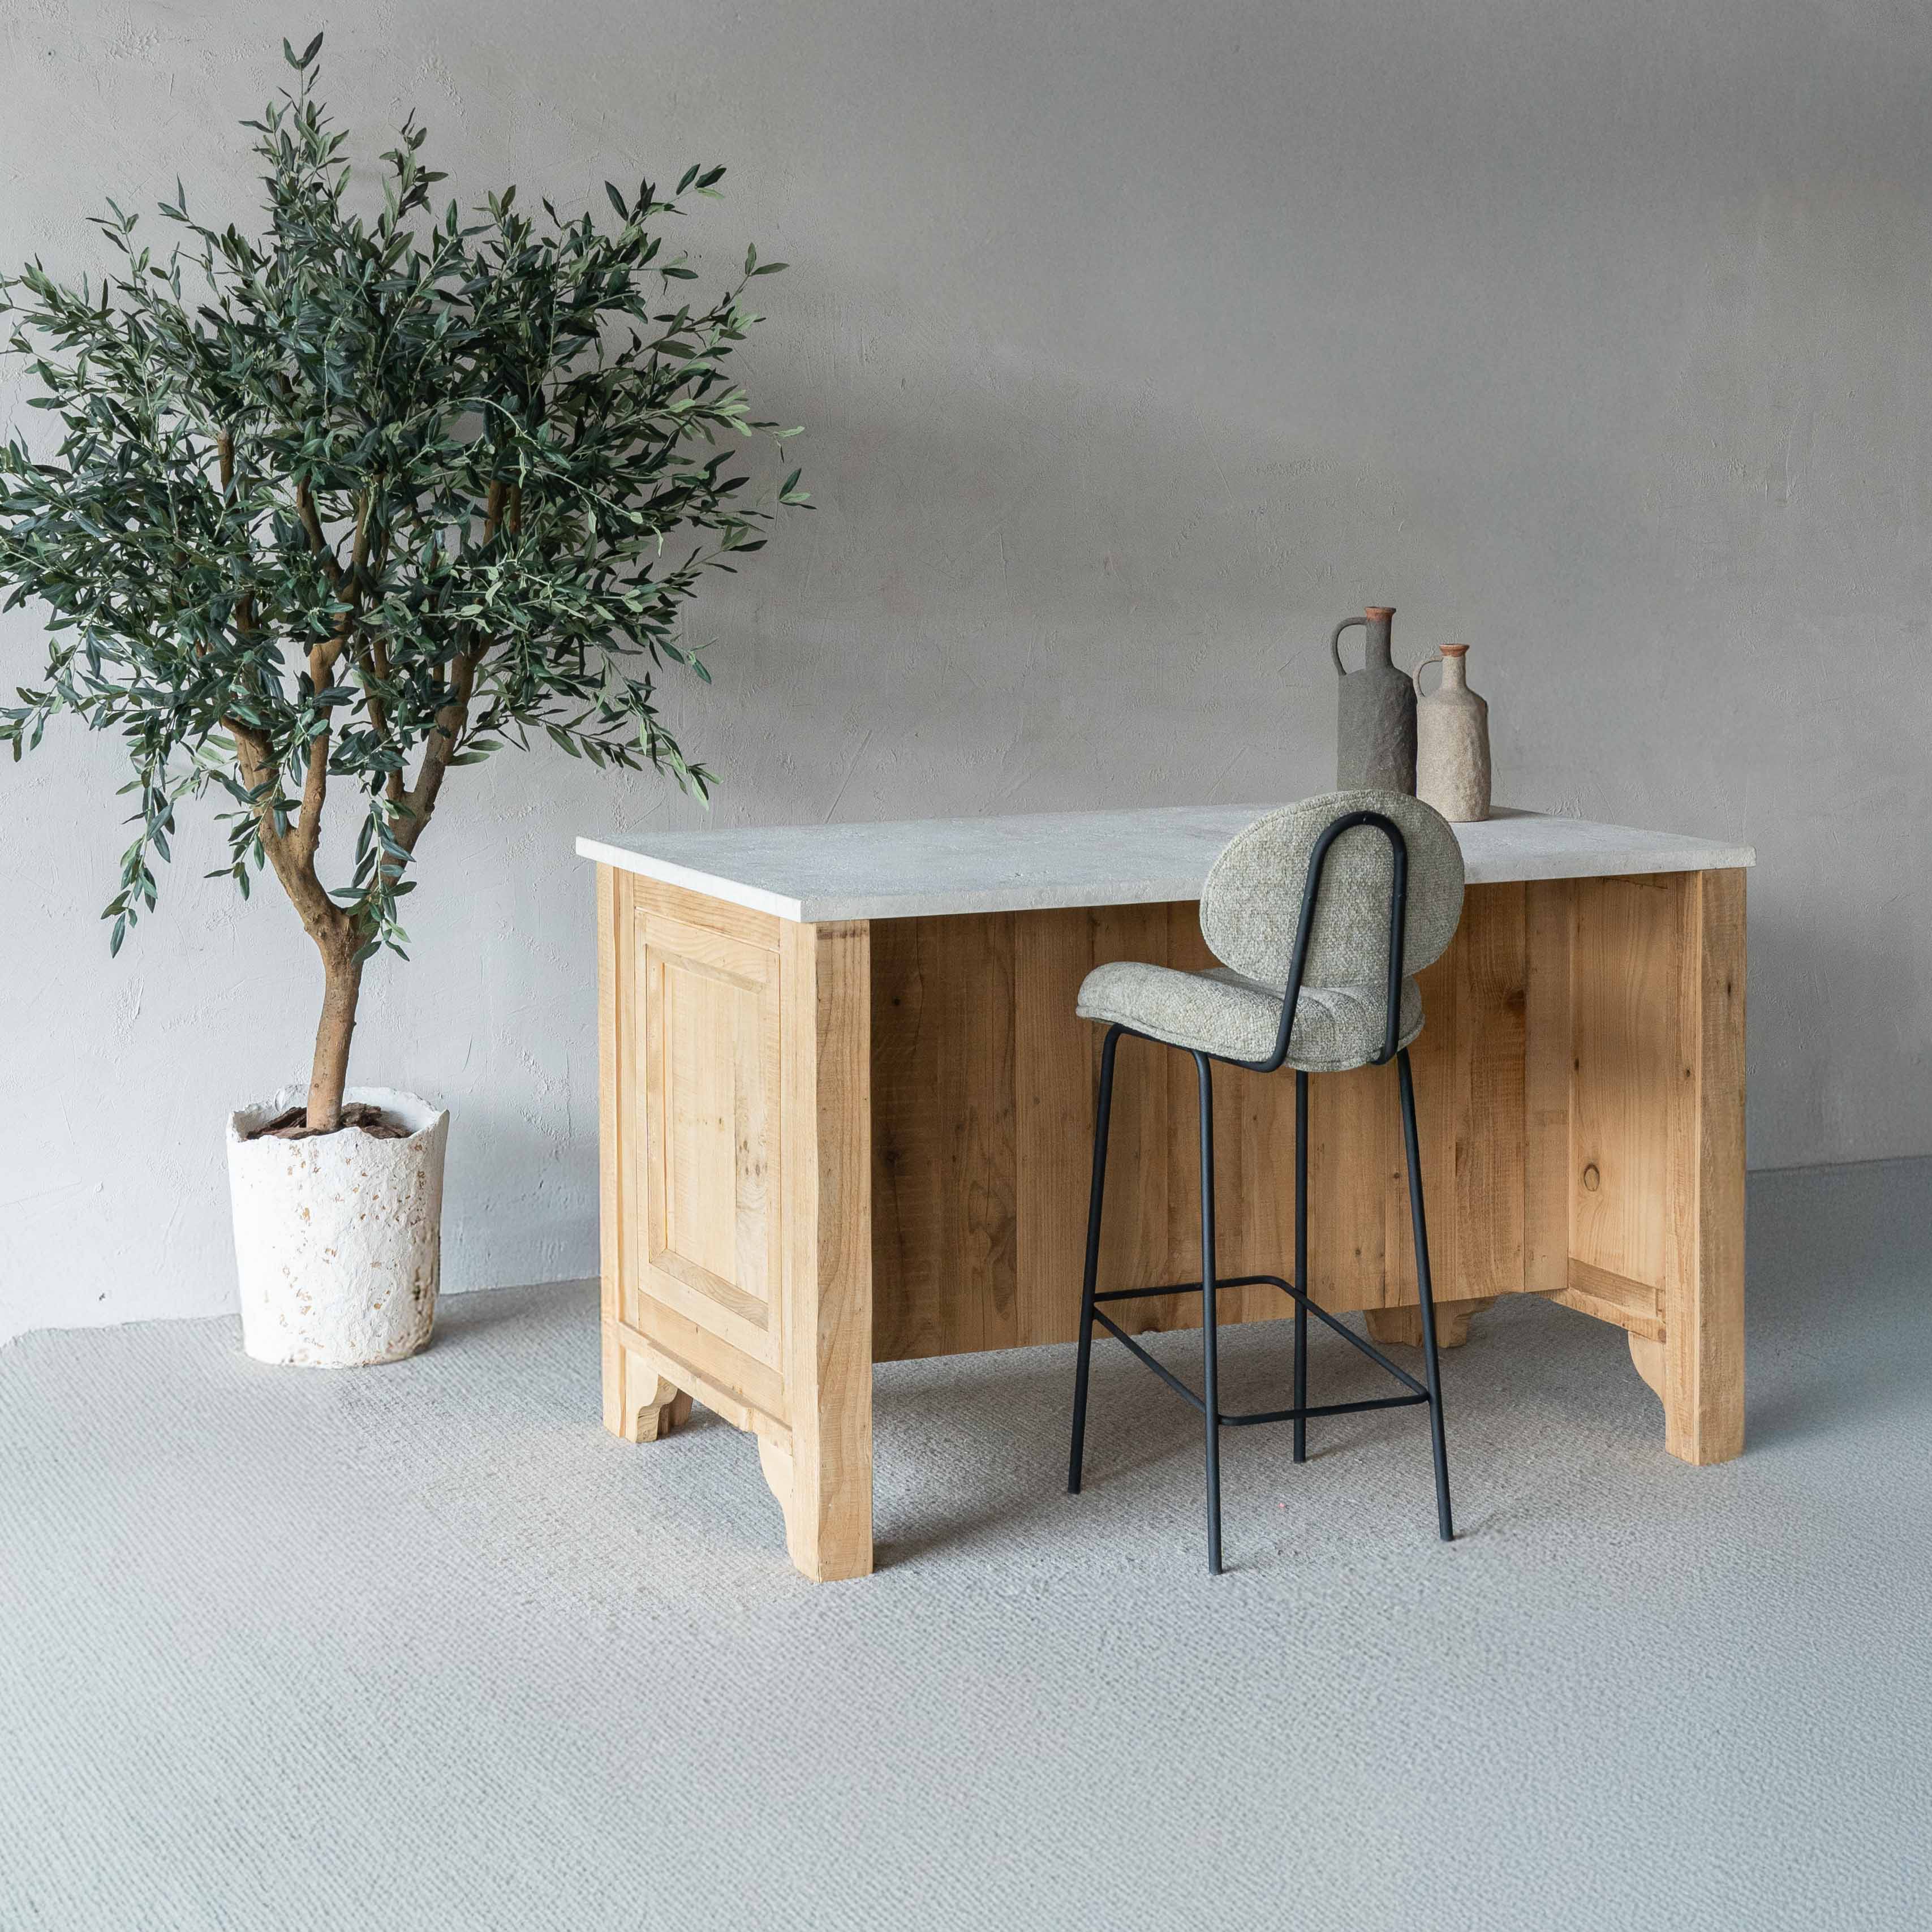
top-left (870, 913), bottom-right (1017, 1358)
top-left (1560, 1257), bottom-right (1665, 1341)
top-left (869, 885), bottom-right (1530, 1358)
top-left (1522, 880), bottom-right (1574, 1296)
top-left (640, 910), bottom-right (783, 1369)
top-left (596, 860), bottom-right (1749, 1583)
top-left (596, 872), bottom-right (875, 1581)
top-left (1365, 1297), bottom-right (1496, 1350)
top-left (1628, 1330), bottom-right (1667, 1402)
top-left (1534, 867), bottom-right (1746, 1459)
top-left (1662, 867), bottom-right (1746, 1462)
top-left (627, 869), bottom-right (782, 952)
top-left (601, 1323), bottom-right (694, 1442)
top-left (597, 866), bottom-right (623, 1339)
top-left (777, 918), bottom-right (875, 1580)
top-left (1569, 874), bottom-right (1677, 1292)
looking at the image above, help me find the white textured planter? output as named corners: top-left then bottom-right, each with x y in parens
top-left (226, 1085), bottom-right (450, 1367)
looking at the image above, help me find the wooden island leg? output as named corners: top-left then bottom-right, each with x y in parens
top-left (1659, 867), bottom-right (1746, 1464)
top-left (602, 1328), bottom-right (695, 1442)
top-left (768, 917), bottom-right (874, 1579)
top-left (1544, 867), bottom-right (1746, 1465)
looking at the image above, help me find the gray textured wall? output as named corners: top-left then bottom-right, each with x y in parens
top-left (3, 1), bottom-right (1929, 1339)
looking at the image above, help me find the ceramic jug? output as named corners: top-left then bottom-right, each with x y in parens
top-left (1331, 605), bottom-right (1416, 793)
top-left (1414, 644), bottom-right (1491, 822)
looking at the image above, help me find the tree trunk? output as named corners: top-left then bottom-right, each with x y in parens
top-left (307, 939), bottom-right (365, 1133)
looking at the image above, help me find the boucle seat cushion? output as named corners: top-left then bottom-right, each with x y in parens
top-left (1074, 790), bottom-right (1464, 1072)
top-left (1075, 961), bottom-right (1425, 1072)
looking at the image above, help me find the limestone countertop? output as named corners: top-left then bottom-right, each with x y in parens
top-left (576, 804), bottom-right (1754, 924)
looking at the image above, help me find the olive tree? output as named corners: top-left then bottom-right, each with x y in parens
top-left (0, 35), bottom-right (804, 1130)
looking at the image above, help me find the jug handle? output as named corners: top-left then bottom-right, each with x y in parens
top-left (1330, 616), bottom-right (1366, 678)
top-left (1413, 649), bottom-right (1444, 698)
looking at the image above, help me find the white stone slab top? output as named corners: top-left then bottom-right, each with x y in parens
top-left (577, 804), bottom-right (1754, 924)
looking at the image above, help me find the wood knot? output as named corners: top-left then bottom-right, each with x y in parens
top-left (1581, 1162), bottom-right (1602, 1193)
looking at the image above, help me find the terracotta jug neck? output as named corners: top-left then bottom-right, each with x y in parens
top-left (1363, 606), bottom-right (1395, 668)
top-left (1439, 643), bottom-right (1468, 690)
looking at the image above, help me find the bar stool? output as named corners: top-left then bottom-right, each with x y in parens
top-left (1066, 790), bottom-right (1466, 1573)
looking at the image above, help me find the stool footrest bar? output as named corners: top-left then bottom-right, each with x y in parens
top-left (1091, 1310), bottom-right (1206, 1414)
top-left (1221, 1393), bottom-right (1428, 1427)
top-left (1091, 1275), bottom-right (1430, 1401)
top-left (1088, 1311), bottom-right (1435, 1427)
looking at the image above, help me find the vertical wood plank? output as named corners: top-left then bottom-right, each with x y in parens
top-left (868, 916), bottom-right (924, 1358)
top-left (1387, 936), bottom-right (1457, 1306)
top-left (1524, 879), bottom-right (1574, 1296)
top-left (1014, 907), bottom-right (1099, 1347)
top-left (778, 918), bottom-right (875, 1580)
top-left (1307, 1054), bottom-right (1394, 1312)
top-left (941, 913), bottom-right (1018, 1352)
top-left (1095, 905), bottom-right (1188, 1336)
top-left (1454, 881), bottom-right (1527, 1301)
top-left (869, 914), bottom-right (1017, 1357)
top-left (597, 865), bottom-right (626, 1435)
top-left (614, 870), bottom-right (643, 1336)
top-left (1223, 1018), bottom-right (1296, 1323)
top-left (597, 866), bottom-right (622, 1330)
top-left (1571, 875), bottom-right (1679, 1290)
top-left (1662, 868), bottom-right (1747, 1464)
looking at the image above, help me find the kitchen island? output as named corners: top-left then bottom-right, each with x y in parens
top-left (578, 804), bottom-right (1753, 1580)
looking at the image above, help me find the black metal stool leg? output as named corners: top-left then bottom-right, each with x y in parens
top-left (1293, 1068), bottom-right (1309, 1465)
top-left (1068, 1026), bottom-right (1122, 1495)
top-left (1195, 1052), bottom-right (1224, 1575)
top-left (1397, 1048), bottom-right (1454, 1542)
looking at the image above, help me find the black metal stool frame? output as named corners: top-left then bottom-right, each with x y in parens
top-left (1065, 810), bottom-right (1454, 1574)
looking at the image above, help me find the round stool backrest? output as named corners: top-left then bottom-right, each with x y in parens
top-left (1199, 790), bottom-right (1465, 989)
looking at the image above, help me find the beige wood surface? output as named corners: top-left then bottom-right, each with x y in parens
top-left (599, 863), bottom-right (1749, 1580)
top-left (773, 916), bottom-right (874, 1578)
top-left (1663, 866), bottom-right (1746, 1462)
top-left (597, 867), bottom-right (874, 1580)
top-left (1539, 870), bottom-right (1747, 1457)
top-left (1365, 1298), bottom-right (1496, 1350)
top-left (871, 884), bottom-right (1532, 1353)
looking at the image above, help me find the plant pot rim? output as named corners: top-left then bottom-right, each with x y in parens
top-left (227, 1083), bottom-right (449, 1150)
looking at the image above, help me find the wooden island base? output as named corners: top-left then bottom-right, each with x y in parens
top-left (594, 857), bottom-right (1745, 1581)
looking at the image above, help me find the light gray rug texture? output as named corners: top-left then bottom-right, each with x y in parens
top-left (2, 1160), bottom-right (1929, 1932)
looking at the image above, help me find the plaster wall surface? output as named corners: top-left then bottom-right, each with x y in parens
top-left (4, 0), bottom-right (1928, 1339)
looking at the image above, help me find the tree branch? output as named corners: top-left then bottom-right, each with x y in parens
top-left (214, 428), bottom-right (258, 638)
top-left (360, 632), bottom-right (405, 806)
top-left (228, 715), bottom-right (343, 944)
top-left (295, 477), bottom-right (345, 594)
top-left (293, 724), bottom-right (330, 868)
top-left (389, 476), bottom-right (508, 850)
top-left (396, 646), bottom-right (476, 854)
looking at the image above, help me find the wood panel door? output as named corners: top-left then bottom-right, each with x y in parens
top-left (597, 867), bottom-right (874, 1581)
top-left (640, 909), bottom-right (785, 1382)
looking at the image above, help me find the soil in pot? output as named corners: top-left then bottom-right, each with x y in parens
top-left (248, 1100), bottom-right (412, 1142)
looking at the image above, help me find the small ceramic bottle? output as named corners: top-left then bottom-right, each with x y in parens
top-left (1331, 605), bottom-right (1417, 793)
top-left (1414, 644), bottom-right (1491, 822)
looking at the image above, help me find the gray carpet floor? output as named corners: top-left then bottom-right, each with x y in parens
top-left (3, 1159), bottom-right (1930, 1932)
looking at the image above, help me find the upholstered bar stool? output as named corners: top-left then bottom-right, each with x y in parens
top-left (1066, 790), bottom-right (1466, 1573)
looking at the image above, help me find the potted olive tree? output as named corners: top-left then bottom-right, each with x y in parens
top-left (0, 37), bottom-right (804, 1366)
